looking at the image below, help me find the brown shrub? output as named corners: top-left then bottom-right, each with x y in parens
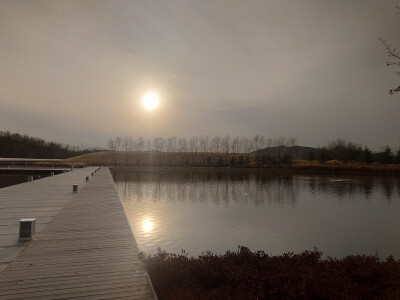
top-left (141, 247), bottom-right (400, 300)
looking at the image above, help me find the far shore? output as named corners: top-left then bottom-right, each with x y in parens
top-left (29, 151), bottom-right (400, 176)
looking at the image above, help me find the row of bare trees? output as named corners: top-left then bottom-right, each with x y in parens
top-left (107, 135), bottom-right (297, 154)
top-left (106, 135), bottom-right (298, 167)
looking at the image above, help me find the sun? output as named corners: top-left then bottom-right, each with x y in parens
top-left (142, 92), bottom-right (159, 110)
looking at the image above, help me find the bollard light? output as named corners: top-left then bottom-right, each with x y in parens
top-left (86, 176), bottom-right (89, 182)
top-left (50, 172), bottom-right (54, 176)
top-left (91, 172), bottom-right (94, 176)
top-left (19, 218), bottom-right (36, 241)
top-left (28, 176), bottom-right (33, 182)
top-left (73, 184), bottom-right (78, 193)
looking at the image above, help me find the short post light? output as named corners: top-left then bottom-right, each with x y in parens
top-left (19, 218), bottom-right (36, 241)
top-left (73, 184), bottom-right (78, 193)
top-left (28, 176), bottom-right (33, 182)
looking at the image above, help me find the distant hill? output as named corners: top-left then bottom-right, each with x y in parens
top-left (252, 145), bottom-right (317, 160)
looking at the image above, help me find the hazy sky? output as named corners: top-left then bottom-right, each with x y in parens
top-left (1, 0), bottom-right (399, 150)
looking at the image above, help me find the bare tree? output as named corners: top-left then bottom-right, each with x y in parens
top-left (166, 136), bottom-right (178, 153)
top-left (379, 7), bottom-right (400, 94)
top-left (122, 136), bottom-right (130, 163)
top-left (107, 138), bottom-right (117, 151)
top-left (286, 137), bottom-right (296, 147)
top-left (231, 136), bottom-right (240, 153)
top-left (178, 138), bottom-right (188, 152)
top-left (222, 135), bottom-right (231, 162)
top-left (133, 137), bottom-right (144, 166)
top-left (107, 138), bottom-right (118, 166)
top-left (114, 136), bottom-right (122, 152)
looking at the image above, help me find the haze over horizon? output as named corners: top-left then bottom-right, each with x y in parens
top-left (1, 0), bottom-right (399, 151)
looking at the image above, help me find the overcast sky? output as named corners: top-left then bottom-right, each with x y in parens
top-left (1, 0), bottom-right (399, 150)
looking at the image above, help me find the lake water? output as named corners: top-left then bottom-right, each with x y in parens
top-left (0, 174), bottom-right (33, 189)
top-left (112, 167), bottom-right (400, 258)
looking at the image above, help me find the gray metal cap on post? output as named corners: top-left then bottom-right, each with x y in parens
top-left (73, 184), bottom-right (78, 193)
top-left (28, 176), bottom-right (33, 182)
top-left (86, 176), bottom-right (89, 182)
top-left (50, 172), bottom-right (54, 176)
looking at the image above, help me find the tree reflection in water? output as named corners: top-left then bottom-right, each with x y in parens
top-left (113, 168), bottom-right (400, 205)
top-left (114, 169), bottom-right (300, 206)
top-left (111, 167), bottom-right (400, 258)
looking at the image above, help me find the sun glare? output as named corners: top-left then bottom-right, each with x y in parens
top-left (142, 219), bottom-right (154, 233)
top-left (142, 92), bottom-right (159, 110)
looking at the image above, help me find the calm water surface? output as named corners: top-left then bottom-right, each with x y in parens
top-left (111, 167), bottom-right (400, 258)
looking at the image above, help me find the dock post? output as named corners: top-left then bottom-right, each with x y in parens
top-left (73, 184), bottom-right (78, 193)
top-left (91, 172), bottom-right (94, 176)
top-left (28, 176), bottom-right (33, 182)
top-left (19, 218), bottom-right (36, 241)
top-left (50, 172), bottom-right (54, 176)
top-left (86, 176), bottom-right (89, 182)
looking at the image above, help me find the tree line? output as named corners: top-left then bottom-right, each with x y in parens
top-left (107, 135), bottom-right (297, 154)
top-left (311, 138), bottom-right (400, 164)
top-left (106, 135), bottom-right (298, 167)
top-left (0, 131), bottom-right (94, 159)
top-left (107, 136), bottom-right (400, 166)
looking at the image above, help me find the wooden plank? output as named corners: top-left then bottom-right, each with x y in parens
top-left (0, 168), bottom-right (156, 299)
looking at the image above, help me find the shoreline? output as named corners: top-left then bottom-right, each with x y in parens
top-left (54, 151), bottom-right (400, 176)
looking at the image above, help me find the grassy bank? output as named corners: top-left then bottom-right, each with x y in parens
top-left (141, 247), bottom-right (400, 300)
top-left (292, 160), bottom-right (400, 174)
top-left (58, 151), bottom-right (400, 174)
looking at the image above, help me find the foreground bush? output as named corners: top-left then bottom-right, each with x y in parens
top-left (140, 247), bottom-right (400, 300)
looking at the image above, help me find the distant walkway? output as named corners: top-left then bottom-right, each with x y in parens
top-left (0, 167), bottom-right (155, 299)
top-left (0, 158), bottom-right (62, 166)
top-left (0, 167), bottom-right (68, 175)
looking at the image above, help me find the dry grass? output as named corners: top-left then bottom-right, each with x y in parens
top-left (292, 160), bottom-right (400, 174)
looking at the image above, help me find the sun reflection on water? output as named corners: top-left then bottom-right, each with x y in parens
top-left (142, 218), bottom-right (154, 233)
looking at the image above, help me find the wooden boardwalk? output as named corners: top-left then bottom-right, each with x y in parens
top-left (0, 167), bottom-right (156, 299)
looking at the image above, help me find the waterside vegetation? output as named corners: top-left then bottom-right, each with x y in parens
top-left (141, 247), bottom-right (400, 300)
top-left (60, 150), bottom-right (400, 174)
top-left (0, 131), bottom-right (97, 159)
top-left (3, 131), bottom-right (400, 174)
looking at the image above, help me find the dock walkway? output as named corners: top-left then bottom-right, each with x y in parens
top-left (0, 167), bottom-right (155, 299)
